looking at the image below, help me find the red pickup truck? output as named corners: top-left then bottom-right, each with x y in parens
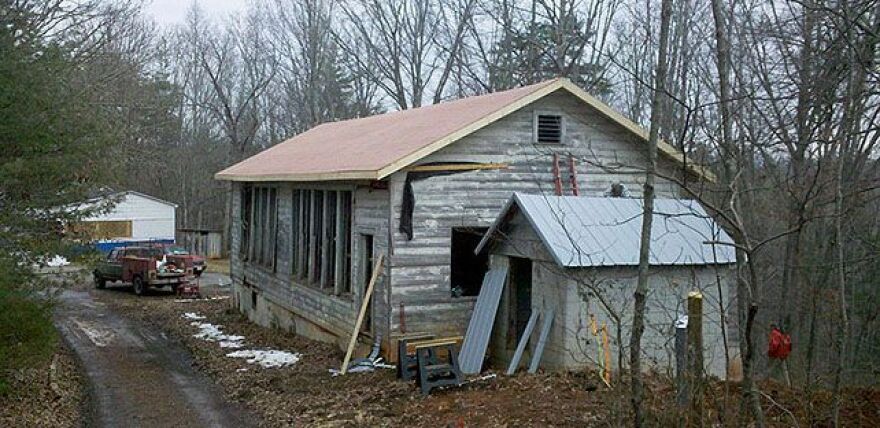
top-left (149, 244), bottom-right (207, 277)
top-left (93, 246), bottom-right (191, 295)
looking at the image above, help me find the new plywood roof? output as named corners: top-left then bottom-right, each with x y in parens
top-left (478, 193), bottom-right (736, 268)
top-left (215, 78), bottom-right (713, 182)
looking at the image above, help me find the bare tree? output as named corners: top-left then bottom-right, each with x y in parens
top-left (629, 0), bottom-right (672, 425)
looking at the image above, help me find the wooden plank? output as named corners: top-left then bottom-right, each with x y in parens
top-left (307, 190), bottom-right (316, 284)
top-left (334, 191), bottom-right (345, 295)
top-left (247, 186), bottom-right (256, 261)
top-left (506, 310), bottom-right (539, 375)
top-left (340, 254), bottom-right (385, 375)
top-left (405, 163), bottom-right (508, 173)
top-left (298, 191), bottom-right (309, 279)
top-left (291, 190), bottom-right (300, 276)
top-left (528, 308), bottom-right (554, 374)
top-left (320, 190), bottom-right (330, 289)
top-left (458, 267), bottom-right (508, 374)
top-left (407, 336), bottom-right (464, 353)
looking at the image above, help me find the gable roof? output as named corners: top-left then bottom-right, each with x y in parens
top-left (77, 190), bottom-right (178, 210)
top-left (476, 193), bottom-right (735, 268)
top-left (215, 78), bottom-right (713, 182)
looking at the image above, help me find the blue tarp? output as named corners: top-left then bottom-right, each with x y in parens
top-left (93, 239), bottom-right (174, 253)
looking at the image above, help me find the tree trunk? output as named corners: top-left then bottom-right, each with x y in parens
top-left (629, 0), bottom-right (672, 425)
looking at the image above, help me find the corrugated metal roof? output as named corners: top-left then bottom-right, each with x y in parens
top-left (459, 267), bottom-right (508, 374)
top-left (478, 193), bottom-right (736, 267)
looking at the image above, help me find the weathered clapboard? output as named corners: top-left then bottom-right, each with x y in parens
top-left (458, 267), bottom-right (508, 374)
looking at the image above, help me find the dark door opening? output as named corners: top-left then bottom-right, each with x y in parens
top-left (508, 257), bottom-right (533, 349)
top-left (451, 227), bottom-right (490, 297)
top-left (360, 234), bottom-right (374, 334)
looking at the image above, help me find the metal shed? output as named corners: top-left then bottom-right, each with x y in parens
top-left (478, 193), bottom-right (737, 377)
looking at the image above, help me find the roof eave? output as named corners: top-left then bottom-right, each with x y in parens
top-left (214, 170), bottom-right (382, 182)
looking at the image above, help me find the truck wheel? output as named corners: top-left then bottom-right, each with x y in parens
top-left (132, 275), bottom-right (146, 296)
top-left (93, 273), bottom-right (106, 289)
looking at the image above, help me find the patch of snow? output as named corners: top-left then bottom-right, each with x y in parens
top-left (46, 255), bottom-right (70, 267)
top-left (226, 349), bottom-right (302, 368)
top-left (182, 312), bottom-right (205, 320)
top-left (72, 319), bottom-right (114, 347)
top-left (190, 322), bottom-right (245, 348)
top-left (173, 296), bottom-right (230, 303)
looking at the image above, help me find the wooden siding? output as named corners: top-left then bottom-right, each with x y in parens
top-left (387, 90), bottom-right (687, 337)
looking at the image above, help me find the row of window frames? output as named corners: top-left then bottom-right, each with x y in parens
top-left (239, 188), bottom-right (356, 292)
top-left (289, 189), bottom-right (354, 294)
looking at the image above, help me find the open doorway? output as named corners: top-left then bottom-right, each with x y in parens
top-left (450, 227), bottom-right (489, 297)
top-left (507, 257), bottom-right (533, 350)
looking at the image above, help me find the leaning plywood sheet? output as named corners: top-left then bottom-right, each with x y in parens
top-left (458, 268), bottom-right (508, 374)
top-left (528, 309), bottom-right (555, 374)
top-left (506, 310), bottom-right (539, 375)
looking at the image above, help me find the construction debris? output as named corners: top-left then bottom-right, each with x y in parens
top-left (458, 267), bottom-right (508, 374)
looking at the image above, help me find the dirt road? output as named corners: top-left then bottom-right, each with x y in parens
top-left (55, 289), bottom-right (256, 427)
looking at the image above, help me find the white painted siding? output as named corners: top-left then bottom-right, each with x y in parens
top-left (82, 192), bottom-right (176, 240)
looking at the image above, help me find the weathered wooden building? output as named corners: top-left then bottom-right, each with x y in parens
top-left (214, 78), bottom-right (729, 370)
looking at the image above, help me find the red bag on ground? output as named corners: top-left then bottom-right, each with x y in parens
top-left (768, 327), bottom-right (792, 360)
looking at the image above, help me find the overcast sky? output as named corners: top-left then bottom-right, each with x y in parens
top-left (144, 0), bottom-right (248, 26)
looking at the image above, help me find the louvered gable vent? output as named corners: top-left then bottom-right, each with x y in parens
top-left (535, 113), bottom-right (563, 144)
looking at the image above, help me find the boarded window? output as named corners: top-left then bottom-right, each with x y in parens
top-left (451, 227), bottom-right (489, 297)
top-left (72, 220), bottom-right (132, 240)
top-left (291, 189), bottom-right (354, 296)
top-left (534, 113), bottom-right (564, 144)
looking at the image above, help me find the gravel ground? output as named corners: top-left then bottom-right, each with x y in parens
top-left (96, 288), bottom-right (614, 426)
top-left (94, 286), bottom-right (880, 427)
top-left (0, 342), bottom-right (86, 427)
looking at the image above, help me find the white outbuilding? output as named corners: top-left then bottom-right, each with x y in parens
top-left (76, 191), bottom-right (177, 250)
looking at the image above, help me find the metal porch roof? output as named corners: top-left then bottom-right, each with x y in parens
top-left (477, 193), bottom-right (736, 268)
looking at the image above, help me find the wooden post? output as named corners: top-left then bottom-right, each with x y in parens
top-left (307, 191), bottom-right (316, 284)
top-left (334, 191), bottom-right (345, 295)
top-left (601, 322), bottom-right (611, 385)
top-left (340, 254), bottom-right (384, 375)
top-left (675, 315), bottom-right (689, 419)
top-left (568, 155), bottom-right (580, 196)
top-left (687, 291), bottom-right (704, 427)
top-left (320, 191), bottom-right (330, 289)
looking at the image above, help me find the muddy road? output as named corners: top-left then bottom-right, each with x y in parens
top-left (55, 289), bottom-right (256, 427)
